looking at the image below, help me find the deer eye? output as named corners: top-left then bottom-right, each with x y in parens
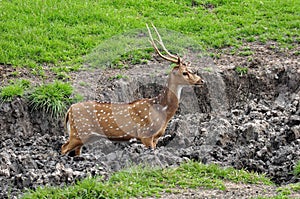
top-left (182, 72), bottom-right (189, 76)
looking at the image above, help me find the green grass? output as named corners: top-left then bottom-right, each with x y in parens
top-left (235, 66), bottom-right (248, 76)
top-left (0, 80), bottom-right (81, 117)
top-left (28, 81), bottom-right (76, 117)
top-left (109, 74), bottom-right (129, 80)
top-left (21, 161), bottom-right (273, 199)
top-left (293, 160), bottom-right (300, 176)
top-left (0, 79), bottom-right (30, 102)
top-left (0, 0), bottom-right (299, 69)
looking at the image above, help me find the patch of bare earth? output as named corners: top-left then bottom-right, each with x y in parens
top-left (140, 182), bottom-right (300, 199)
top-left (0, 64), bottom-right (62, 86)
top-left (213, 41), bottom-right (299, 72)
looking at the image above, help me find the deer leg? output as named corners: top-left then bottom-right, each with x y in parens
top-left (153, 138), bottom-right (159, 148)
top-left (61, 140), bottom-right (70, 154)
top-left (140, 137), bottom-right (154, 149)
top-left (152, 130), bottom-right (165, 148)
top-left (74, 146), bottom-right (83, 156)
top-left (153, 135), bottom-right (162, 148)
top-left (61, 138), bottom-right (83, 155)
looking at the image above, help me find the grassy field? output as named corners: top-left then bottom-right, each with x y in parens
top-left (0, 0), bottom-right (299, 69)
top-left (1, 0), bottom-right (299, 107)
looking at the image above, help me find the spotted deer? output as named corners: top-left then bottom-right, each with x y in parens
top-left (61, 24), bottom-right (205, 156)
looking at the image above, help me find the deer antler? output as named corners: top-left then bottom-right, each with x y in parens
top-left (150, 23), bottom-right (179, 60)
top-left (146, 23), bottom-right (179, 63)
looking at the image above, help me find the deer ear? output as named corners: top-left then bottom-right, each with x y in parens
top-left (172, 67), bottom-right (180, 74)
top-left (186, 61), bottom-right (191, 67)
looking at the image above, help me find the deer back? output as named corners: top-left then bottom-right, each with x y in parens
top-left (67, 99), bottom-right (169, 143)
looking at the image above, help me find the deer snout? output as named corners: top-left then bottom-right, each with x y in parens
top-left (195, 77), bottom-right (205, 85)
top-left (199, 79), bottom-right (205, 84)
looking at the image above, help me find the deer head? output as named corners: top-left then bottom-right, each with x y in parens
top-left (146, 23), bottom-right (204, 98)
top-left (61, 24), bottom-right (204, 156)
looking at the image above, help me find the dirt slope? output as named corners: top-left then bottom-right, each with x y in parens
top-left (0, 42), bottom-right (299, 198)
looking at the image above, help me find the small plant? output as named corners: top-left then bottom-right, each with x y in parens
top-left (51, 66), bottom-right (72, 80)
top-left (235, 66), bottom-right (248, 76)
top-left (246, 36), bottom-right (255, 42)
top-left (109, 74), bottom-right (128, 80)
top-left (247, 57), bottom-right (253, 62)
top-left (10, 71), bottom-right (20, 77)
top-left (229, 48), bottom-right (237, 55)
top-left (0, 79), bottom-right (30, 102)
top-left (203, 67), bottom-right (213, 72)
top-left (294, 51), bottom-right (300, 56)
top-left (28, 81), bottom-right (74, 117)
top-left (79, 81), bottom-right (88, 87)
top-left (290, 183), bottom-right (300, 192)
top-left (209, 53), bottom-right (221, 59)
top-left (55, 72), bottom-right (71, 80)
top-left (30, 66), bottom-right (45, 77)
top-left (238, 50), bottom-right (254, 56)
top-left (293, 160), bottom-right (300, 176)
top-left (72, 93), bottom-right (84, 102)
top-left (276, 187), bottom-right (292, 196)
top-left (274, 184), bottom-right (300, 199)
top-left (51, 66), bottom-right (70, 73)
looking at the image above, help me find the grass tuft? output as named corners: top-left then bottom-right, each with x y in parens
top-left (0, 79), bottom-right (30, 102)
top-left (235, 66), bottom-right (248, 76)
top-left (293, 160), bottom-right (300, 176)
top-left (28, 81), bottom-right (74, 117)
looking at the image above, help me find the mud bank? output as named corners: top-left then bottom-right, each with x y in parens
top-left (0, 43), bottom-right (299, 198)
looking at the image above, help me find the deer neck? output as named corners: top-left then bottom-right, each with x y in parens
top-left (157, 79), bottom-right (183, 120)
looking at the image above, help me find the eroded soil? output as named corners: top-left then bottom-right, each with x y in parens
top-left (0, 42), bottom-right (299, 198)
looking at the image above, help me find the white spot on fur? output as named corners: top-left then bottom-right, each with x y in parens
top-left (162, 106), bottom-right (168, 111)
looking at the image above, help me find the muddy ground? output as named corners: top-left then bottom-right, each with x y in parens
top-left (0, 42), bottom-right (299, 198)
